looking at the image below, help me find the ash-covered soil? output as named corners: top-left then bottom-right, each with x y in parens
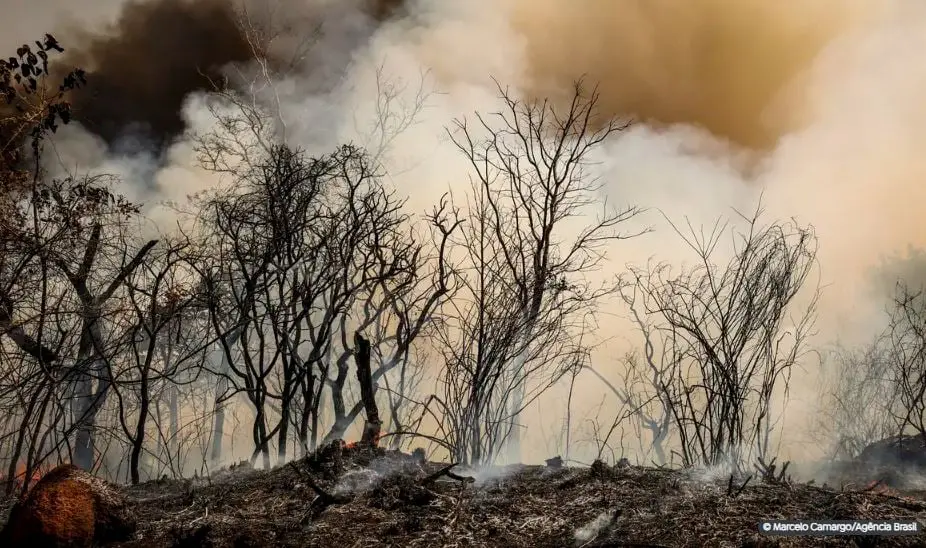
top-left (4, 444), bottom-right (926, 547)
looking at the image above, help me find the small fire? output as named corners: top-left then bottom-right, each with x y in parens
top-left (341, 431), bottom-right (383, 450)
top-left (863, 479), bottom-right (899, 496)
top-left (0, 462), bottom-right (49, 489)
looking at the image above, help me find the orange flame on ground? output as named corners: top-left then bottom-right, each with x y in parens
top-left (0, 462), bottom-right (51, 490)
top-left (863, 479), bottom-right (900, 497)
top-left (342, 432), bottom-right (383, 450)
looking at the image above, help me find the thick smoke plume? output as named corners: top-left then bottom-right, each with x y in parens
top-left (511, 0), bottom-right (876, 149)
top-left (63, 0), bottom-right (253, 149)
top-left (8, 0), bottom-right (926, 466)
top-left (29, 0), bottom-right (406, 150)
top-left (496, 0), bottom-right (926, 336)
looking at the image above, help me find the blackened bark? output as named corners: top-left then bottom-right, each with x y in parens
top-left (354, 332), bottom-right (380, 446)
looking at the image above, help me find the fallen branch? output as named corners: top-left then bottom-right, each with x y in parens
top-left (446, 470), bottom-right (476, 483)
top-left (754, 456), bottom-right (791, 484)
top-left (288, 462), bottom-right (350, 510)
top-left (420, 463), bottom-right (474, 486)
top-left (726, 474), bottom-right (752, 498)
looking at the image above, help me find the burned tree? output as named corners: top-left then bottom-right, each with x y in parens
top-left (437, 79), bottom-right (643, 464)
top-left (627, 206), bottom-right (817, 470)
top-left (190, 46), bottom-right (458, 461)
top-left (353, 332), bottom-right (381, 446)
top-left (319, 195), bottom-right (460, 448)
top-left (195, 142), bottom-right (336, 468)
top-left (835, 280), bottom-right (926, 470)
top-left (195, 124), bottom-right (452, 465)
top-left (884, 283), bottom-right (926, 443)
top-left (109, 235), bottom-right (213, 484)
top-left (0, 172), bottom-right (147, 480)
top-left (55, 215), bottom-right (157, 472)
top-left (815, 342), bottom-right (899, 461)
top-left (0, 36), bottom-right (183, 484)
top-left (584, 348), bottom-right (673, 466)
top-left (0, 34), bottom-right (84, 395)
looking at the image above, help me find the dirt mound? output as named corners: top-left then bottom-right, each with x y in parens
top-left (0, 464), bottom-right (136, 548)
top-left (4, 447), bottom-right (926, 547)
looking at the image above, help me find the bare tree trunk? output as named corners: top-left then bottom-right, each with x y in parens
top-left (211, 387), bottom-right (227, 463)
top-left (354, 333), bottom-right (381, 446)
top-left (73, 367), bottom-right (109, 471)
top-left (73, 316), bottom-right (111, 471)
top-left (210, 331), bottom-right (240, 464)
top-left (168, 385), bottom-right (178, 455)
top-left (297, 373), bottom-right (316, 455)
top-left (506, 380), bottom-right (524, 464)
top-left (277, 367), bottom-right (294, 463)
top-left (564, 369), bottom-right (576, 461)
top-left (505, 324), bottom-right (534, 464)
top-left (129, 370), bottom-right (150, 485)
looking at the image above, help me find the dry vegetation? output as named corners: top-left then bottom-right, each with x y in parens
top-left (4, 444), bottom-right (926, 547)
top-left (3, 7), bottom-right (926, 545)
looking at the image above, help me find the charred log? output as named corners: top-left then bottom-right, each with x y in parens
top-left (354, 332), bottom-right (381, 447)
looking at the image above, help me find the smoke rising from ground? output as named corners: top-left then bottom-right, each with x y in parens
top-left (8, 0), bottom-right (926, 466)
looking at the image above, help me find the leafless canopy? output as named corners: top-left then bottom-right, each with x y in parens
top-left (885, 283), bottom-right (926, 442)
top-left (431, 79), bottom-right (644, 465)
top-left (625, 205), bottom-right (818, 470)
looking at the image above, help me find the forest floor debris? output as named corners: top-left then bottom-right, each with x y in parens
top-left (3, 444), bottom-right (926, 547)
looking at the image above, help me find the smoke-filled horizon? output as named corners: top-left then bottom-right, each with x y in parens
top-left (4, 0), bottom-right (404, 150)
top-left (8, 0), bottom-right (926, 467)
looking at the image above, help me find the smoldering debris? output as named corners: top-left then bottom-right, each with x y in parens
top-left (3, 446), bottom-right (925, 547)
top-left (573, 511), bottom-right (616, 544)
top-left (858, 436), bottom-right (926, 470)
top-left (814, 435), bottom-right (926, 496)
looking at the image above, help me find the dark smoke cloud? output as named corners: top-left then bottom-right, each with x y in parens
top-left (54, 0), bottom-right (407, 151)
top-left (64, 0), bottom-right (251, 151)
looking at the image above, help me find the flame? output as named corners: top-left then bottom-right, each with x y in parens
top-left (1, 461), bottom-right (49, 489)
top-left (341, 432), bottom-right (383, 450)
top-left (863, 479), bottom-right (899, 496)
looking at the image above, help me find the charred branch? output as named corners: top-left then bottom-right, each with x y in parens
top-left (287, 462), bottom-right (350, 515)
top-left (418, 462), bottom-right (473, 486)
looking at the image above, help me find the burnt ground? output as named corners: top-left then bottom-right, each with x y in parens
top-left (4, 445), bottom-right (926, 547)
